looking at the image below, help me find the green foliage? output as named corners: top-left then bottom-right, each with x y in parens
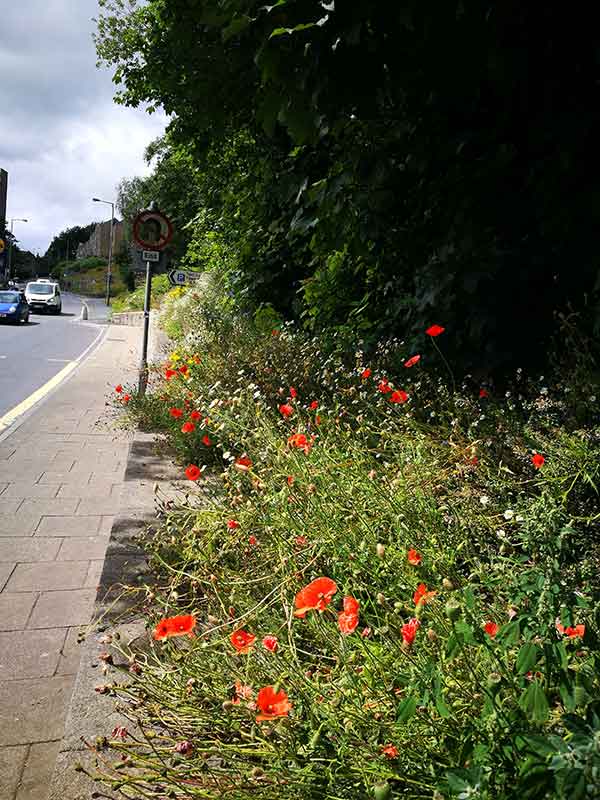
top-left (44, 223), bottom-right (96, 266)
top-left (110, 273), bottom-right (171, 312)
top-left (94, 288), bottom-right (600, 799)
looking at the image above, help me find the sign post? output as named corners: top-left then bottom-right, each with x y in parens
top-left (132, 203), bottom-right (173, 396)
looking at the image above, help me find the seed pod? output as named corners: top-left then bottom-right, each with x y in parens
top-left (427, 628), bottom-right (438, 643)
top-left (442, 578), bottom-right (454, 591)
top-left (376, 543), bottom-right (386, 558)
top-left (486, 672), bottom-right (502, 694)
top-left (376, 592), bottom-right (386, 606)
top-left (374, 782), bottom-right (391, 800)
top-left (222, 700), bottom-right (234, 711)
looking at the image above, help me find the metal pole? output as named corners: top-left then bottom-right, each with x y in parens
top-left (106, 203), bottom-right (114, 306)
top-left (138, 258), bottom-right (152, 396)
top-left (7, 219), bottom-right (13, 281)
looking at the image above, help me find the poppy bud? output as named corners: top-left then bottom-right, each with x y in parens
top-left (376, 592), bottom-right (386, 606)
top-left (207, 615), bottom-right (219, 626)
top-left (445, 599), bottom-right (461, 621)
top-left (442, 578), bottom-right (454, 591)
top-left (307, 483), bottom-right (316, 494)
top-left (374, 783), bottom-right (391, 800)
top-left (222, 700), bottom-right (234, 711)
top-left (251, 767), bottom-right (264, 778)
top-left (209, 574), bottom-right (218, 583)
top-left (376, 543), bottom-right (386, 558)
top-left (368, 470), bottom-right (377, 479)
top-left (486, 672), bottom-right (502, 694)
top-left (427, 628), bottom-right (438, 643)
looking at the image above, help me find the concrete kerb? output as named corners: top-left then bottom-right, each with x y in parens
top-left (48, 319), bottom-right (174, 799)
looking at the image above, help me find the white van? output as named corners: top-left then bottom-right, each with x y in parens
top-left (25, 281), bottom-right (62, 314)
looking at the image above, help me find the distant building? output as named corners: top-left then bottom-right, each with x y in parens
top-left (76, 219), bottom-right (123, 259)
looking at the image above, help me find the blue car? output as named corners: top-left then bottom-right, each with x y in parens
top-left (0, 290), bottom-right (30, 324)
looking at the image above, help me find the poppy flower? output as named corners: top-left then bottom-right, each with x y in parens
top-left (479, 388), bottom-right (489, 399)
top-left (404, 355), bottom-right (420, 368)
top-left (390, 390), bottom-right (408, 404)
top-left (426, 324), bottom-right (445, 337)
top-left (361, 368), bottom-right (372, 379)
top-left (179, 365), bottom-right (189, 375)
top-left (181, 421), bottom-right (195, 434)
top-left (294, 577), bottom-right (338, 618)
top-left (235, 455), bottom-right (253, 471)
top-left (262, 634), bottom-right (278, 652)
top-left (309, 400), bottom-right (319, 410)
top-left (381, 744), bottom-right (399, 759)
top-left (294, 535), bottom-right (308, 547)
top-left (407, 549), bottom-right (422, 566)
top-left (165, 368), bottom-right (177, 380)
top-left (152, 614), bottom-right (196, 641)
top-left (272, 329), bottom-right (280, 336)
top-left (290, 387), bottom-right (297, 399)
top-left (169, 407), bottom-right (184, 419)
top-left (233, 680), bottom-right (253, 703)
top-left (401, 617), bottom-right (420, 646)
top-left (185, 464), bottom-right (201, 481)
top-left (256, 685), bottom-right (291, 721)
top-left (202, 435), bottom-right (212, 446)
top-left (483, 621), bottom-right (499, 638)
top-left (338, 611), bottom-right (359, 635)
top-left (227, 520), bottom-right (240, 529)
top-left (413, 583), bottom-right (437, 607)
top-left (279, 403), bottom-right (294, 418)
top-left (190, 410), bottom-right (202, 421)
top-left (248, 535), bottom-right (258, 546)
top-left (343, 596), bottom-right (360, 615)
top-left (287, 475), bottom-right (295, 486)
top-left (115, 384), bottom-right (123, 393)
top-left (556, 622), bottom-right (585, 638)
top-left (288, 433), bottom-right (312, 454)
top-left (230, 629), bottom-right (256, 653)
top-left (378, 379), bottom-right (392, 394)
top-left (531, 453), bottom-right (545, 469)
top-left (122, 394), bottom-right (131, 404)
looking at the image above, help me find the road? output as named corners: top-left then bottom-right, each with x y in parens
top-left (0, 293), bottom-right (105, 419)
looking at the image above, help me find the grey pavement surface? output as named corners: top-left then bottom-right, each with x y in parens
top-left (0, 293), bottom-right (102, 418)
top-left (0, 322), bottom-right (142, 800)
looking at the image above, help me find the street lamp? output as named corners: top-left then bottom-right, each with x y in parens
top-left (7, 218), bottom-right (28, 281)
top-left (92, 197), bottom-right (115, 305)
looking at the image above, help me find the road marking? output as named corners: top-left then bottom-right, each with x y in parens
top-left (47, 358), bottom-right (72, 363)
top-left (0, 361), bottom-right (78, 433)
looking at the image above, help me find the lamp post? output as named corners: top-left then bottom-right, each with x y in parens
top-left (92, 197), bottom-right (115, 305)
top-left (7, 217), bottom-right (28, 281)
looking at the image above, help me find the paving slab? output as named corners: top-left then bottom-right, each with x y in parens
top-left (0, 744), bottom-right (28, 799)
top-left (35, 515), bottom-right (101, 537)
top-left (18, 498), bottom-right (80, 517)
top-left (56, 537), bottom-right (110, 561)
top-left (0, 537), bottom-right (61, 562)
top-left (0, 513), bottom-right (42, 537)
top-left (3, 483), bottom-right (61, 498)
top-left (0, 676), bottom-right (75, 746)
top-left (75, 498), bottom-right (121, 516)
top-left (5, 561), bottom-right (90, 592)
top-left (27, 589), bottom-right (97, 629)
top-left (0, 629), bottom-right (65, 679)
top-left (0, 498), bottom-right (22, 514)
top-left (16, 740), bottom-right (63, 800)
top-left (0, 593), bottom-right (38, 631)
top-left (56, 627), bottom-right (84, 676)
top-left (57, 481), bottom-right (115, 499)
top-left (38, 471), bottom-right (93, 485)
top-left (0, 562), bottom-right (15, 591)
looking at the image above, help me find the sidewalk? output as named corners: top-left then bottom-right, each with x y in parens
top-left (0, 324), bottom-right (140, 800)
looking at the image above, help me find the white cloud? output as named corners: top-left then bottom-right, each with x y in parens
top-left (0, 0), bottom-right (167, 254)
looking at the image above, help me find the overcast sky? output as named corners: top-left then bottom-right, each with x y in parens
top-left (0, 0), bottom-right (167, 255)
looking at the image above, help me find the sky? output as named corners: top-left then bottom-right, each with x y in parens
top-left (0, 0), bottom-right (167, 256)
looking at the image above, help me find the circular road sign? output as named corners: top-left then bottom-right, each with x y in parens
top-left (132, 209), bottom-right (173, 251)
top-left (0, 239), bottom-right (4, 254)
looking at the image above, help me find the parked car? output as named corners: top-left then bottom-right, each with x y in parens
top-left (0, 290), bottom-right (30, 324)
top-left (25, 281), bottom-right (62, 314)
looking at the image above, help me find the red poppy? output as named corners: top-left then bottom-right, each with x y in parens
top-left (122, 394), bottom-right (131, 404)
top-left (532, 453), bottom-right (545, 469)
top-left (404, 355), bottom-right (420, 368)
top-left (479, 388), bottom-right (489, 399)
top-left (235, 454), bottom-right (253, 471)
top-left (227, 520), bottom-right (240, 529)
top-left (315, 415), bottom-right (322, 425)
top-left (361, 368), bottom-right (372, 379)
top-left (193, 356), bottom-right (201, 364)
top-left (413, 583), bottom-right (437, 607)
top-left (483, 621), bottom-right (499, 638)
top-left (294, 577), bottom-right (338, 618)
top-left (262, 634), bottom-right (278, 652)
top-left (290, 386), bottom-right (297, 399)
top-left (287, 475), bottom-right (295, 486)
top-left (169, 407), bottom-right (184, 419)
top-left (181, 421), bottom-right (195, 434)
top-left (233, 680), bottom-right (253, 703)
top-left (288, 433), bottom-right (312, 454)
top-left (381, 744), bottom-right (399, 759)
top-left (230, 629), bottom-right (256, 653)
top-left (338, 611), bottom-right (359, 635)
top-left (279, 403), bottom-right (294, 418)
top-left (390, 390), bottom-right (408, 404)
top-left (272, 329), bottom-right (280, 336)
top-left (401, 617), bottom-right (420, 646)
top-left (185, 464), bottom-right (201, 481)
top-left (190, 410), bottom-right (202, 421)
top-left (556, 622), bottom-right (585, 638)
top-left (294, 535), bottom-right (308, 547)
top-left (407, 549), bottom-right (422, 566)
top-left (202, 435), bottom-right (212, 447)
top-left (256, 685), bottom-right (291, 721)
top-left (152, 614), bottom-right (196, 641)
top-left (378, 379), bottom-right (392, 394)
top-left (248, 535), bottom-right (258, 546)
top-left (426, 324), bottom-right (445, 337)
top-left (179, 365), bottom-right (189, 375)
top-left (309, 400), bottom-right (319, 410)
top-left (165, 368), bottom-right (177, 380)
top-left (115, 384), bottom-right (123, 393)
top-left (343, 596), bottom-right (360, 615)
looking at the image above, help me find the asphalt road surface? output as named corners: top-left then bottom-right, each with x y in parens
top-left (0, 293), bottom-right (104, 419)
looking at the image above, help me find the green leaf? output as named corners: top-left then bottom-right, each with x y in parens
top-left (396, 695), bottom-right (416, 724)
top-left (500, 620), bottom-right (521, 646)
top-left (519, 682), bottom-right (549, 724)
top-left (435, 693), bottom-right (451, 718)
top-left (516, 643), bottom-right (541, 674)
top-left (463, 585), bottom-right (476, 610)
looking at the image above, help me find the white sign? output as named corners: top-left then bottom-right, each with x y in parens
top-left (142, 250), bottom-right (160, 262)
top-left (168, 268), bottom-right (202, 286)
